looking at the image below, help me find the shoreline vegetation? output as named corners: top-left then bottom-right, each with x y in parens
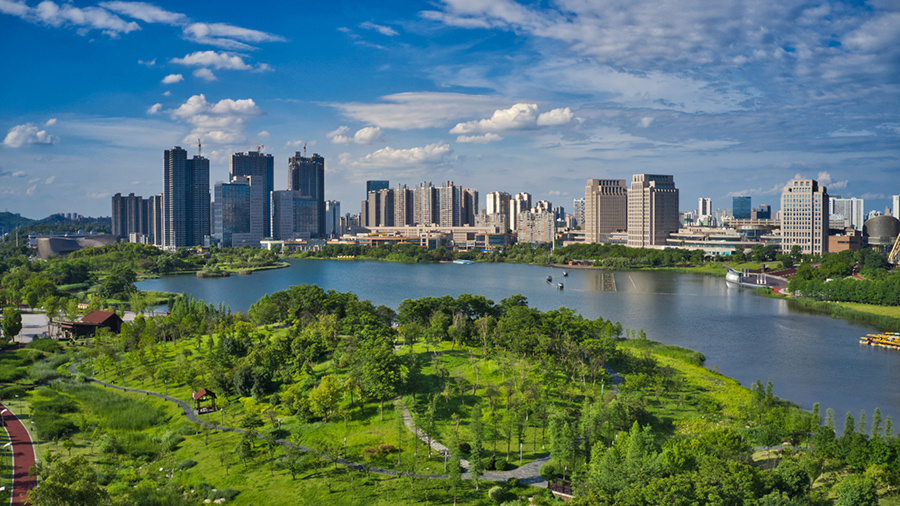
top-left (2, 286), bottom-right (898, 505)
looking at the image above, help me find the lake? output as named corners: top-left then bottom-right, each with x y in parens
top-left (138, 259), bottom-right (900, 428)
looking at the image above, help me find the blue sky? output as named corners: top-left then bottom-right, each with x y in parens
top-left (1, 0), bottom-right (898, 219)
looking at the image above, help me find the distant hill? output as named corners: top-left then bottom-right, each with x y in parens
top-left (0, 213), bottom-right (111, 239)
top-left (0, 211), bottom-right (34, 232)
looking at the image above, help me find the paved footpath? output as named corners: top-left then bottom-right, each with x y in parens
top-left (2, 346), bottom-right (37, 506)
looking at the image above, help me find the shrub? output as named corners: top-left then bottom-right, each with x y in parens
top-left (213, 488), bottom-right (241, 501)
top-left (481, 456), bottom-right (495, 471)
top-left (506, 477), bottom-right (520, 488)
top-left (32, 411), bottom-right (77, 440)
top-left (0, 385), bottom-right (27, 398)
top-left (459, 442), bottom-right (471, 455)
top-left (488, 486), bottom-right (511, 504)
top-left (495, 460), bottom-right (515, 471)
top-left (32, 395), bottom-right (78, 414)
top-left (363, 444), bottom-right (397, 459)
top-left (178, 459), bottom-right (198, 470)
top-left (540, 461), bottom-right (557, 481)
top-left (27, 338), bottom-right (63, 353)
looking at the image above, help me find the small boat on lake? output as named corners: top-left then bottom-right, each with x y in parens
top-left (563, 271), bottom-right (568, 277)
top-left (546, 275), bottom-right (553, 283)
top-left (859, 332), bottom-right (900, 351)
top-left (557, 283), bottom-right (564, 290)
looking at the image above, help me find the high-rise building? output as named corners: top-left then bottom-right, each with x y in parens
top-left (752, 204), bottom-right (772, 220)
top-left (698, 198), bottom-right (712, 219)
top-left (584, 179), bottom-right (627, 243)
top-left (627, 174), bottom-right (679, 248)
top-left (271, 190), bottom-right (318, 240)
top-left (516, 211), bottom-right (555, 244)
top-left (288, 152), bottom-right (325, 237)
top-left (148, 194), bottom-right (164, 246)
top-left (892, 195), bottom-right (899, 219)
top-left (733, 196), bottom-right (751, 219)
top-left (572, 198), bottom-right (585, 228)
top-left (366, 180), bottom-right (390, 193)
top-left (213, 180), bottom-right (252, 247)
top-left (231, 151), bottom-right (274, 238)
top-left (325, 200), bottom-right (341, 238)
top-left (111, 193), bottom-right (149, 240)
top-left (829, 197), bottom-right (864, 230)
top-left (781, 178), bottom-right (829, 255)
top-left (163, 146), bottom-right (209, 248)
top-left (510, 193), bottom-right (532, 231)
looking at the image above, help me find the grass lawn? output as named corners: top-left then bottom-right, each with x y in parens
top-left (836, 302), bottom-right (900, 320)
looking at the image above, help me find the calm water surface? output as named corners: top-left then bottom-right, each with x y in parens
top-left (138, 259), bottom-right (900, 426)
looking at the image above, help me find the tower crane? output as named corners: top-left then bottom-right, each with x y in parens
top-left (240, 143), bottom-right (265, 153)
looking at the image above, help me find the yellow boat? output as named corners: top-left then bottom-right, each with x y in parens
top-left (859, 332), bottom-right (900, 351)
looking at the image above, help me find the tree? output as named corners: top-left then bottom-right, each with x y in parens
top-left (28, 455), bottom-right (108, 506)
top-left (470, 402), bottom-right (485, 490)
top-left (2, 307), bottom-right (23, 343)
top-left (357, 338), bottom-right (407, 421)
top-left (835, 474), bottom-right (878, 506)
top-left (308, 375), bottom-right (342, 422)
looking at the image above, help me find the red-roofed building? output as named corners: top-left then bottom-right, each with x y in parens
top-left (59, 310), bottom-right (123, 339)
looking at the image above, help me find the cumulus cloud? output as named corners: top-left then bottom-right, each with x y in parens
top-left (450, 103), bottom-right (574, 134)
top-left (638, 117), bottom-right (654, 128)
top-left (170, 94), bottom-right (264, 144)
top-left (359, 21), bottom-right (398, 36)
top-left (146, 103), bottom-right (162, 114)
top-left (193, 68), bottom-right (216, 81)
top-left (44, 118), bottom-right (57, 126)
top-left (171, 50), bottom-right (254, 70)
top-left (456, 133), bottom-right (503, 143)
top-left (0, 169), bottom-right (26, 177)
top-left (257, 130), bottom-right (270, 137)
top-left (161, 73), bottom-right (183, 84)
top-left (3, 122), bottom-right (59, 148)
top-left (333, 92), bottom-right (499, 130)
top-left (353, 142), bottom-right (452, 167)
top-left (816, 171), bottom-right (849, 190)
top-left (328, 126), bottom-right (384, 145)
top-left (137, 58), bottom-right (155, 66)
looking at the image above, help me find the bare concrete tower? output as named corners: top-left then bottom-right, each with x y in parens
top-left (627, 174), bottom-right (679, 248)
top-left (584, 179), bottom-right (627, 243)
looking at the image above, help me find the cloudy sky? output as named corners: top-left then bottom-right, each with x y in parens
top-left (1, 0), bottom-right (898, 219)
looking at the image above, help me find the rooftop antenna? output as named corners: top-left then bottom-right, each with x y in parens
top-left (303, 142), bottom-right (308, 157)
top-left (198, 138), bottom-right (202, 157)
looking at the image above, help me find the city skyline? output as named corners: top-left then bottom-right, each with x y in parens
top-left (1, 0), bottom-right (898, 218)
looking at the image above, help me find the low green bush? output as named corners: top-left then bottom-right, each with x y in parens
top-left (32, 411), bottom-right (77, 440)
top-left (178, 459), bottom-right (198, 470)
top-left (32, 395), bottom-right (79, 414)
top-left (26, 338), bottom-right (64, 353)
top-left (0, 385), bottom-right (27, 399)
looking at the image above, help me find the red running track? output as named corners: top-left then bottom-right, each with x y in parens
top-left (2, 344), bottom-right (37, 506)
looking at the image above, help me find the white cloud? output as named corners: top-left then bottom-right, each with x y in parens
top-left (171, 50), bottom-right (257, 70)
top-left (816, 171), bottom-right (849, 190)
top-left (193, 68), bottom-right (216, 81)
top-left (328, 125), bottom-right (384, 144)
top-left (451, 103), bottom-right (574, 134)
top-left (162, 90), bottom-right (171, 96)
top-left (44, 118), bottom-right (57, 126)
top-left (359, 21), bottom-right (398, 36)
top-left (146, 103), bottom-right (162, 114)
top-left (182, 22), bottom-right (286, 50)
top-left (257, 130), bottom-right (270, 137)
top-left (44, 175), bottom-right (55, 184)
top-left (354, 142), bottom-right (452, 167)
top-left (99, 1), bottom-right (185, 25)
top-left (639, 117), bottom-right (654, 128)
top-left (536, 107), bottom-right (573, 126)
top-left (456, 133), bottom-right (503, 143)
top-left (3, 0), bottom-right (140, 36)
top-left (161, 73), bottom-right (183, 84)
top-left (3, 123), bottom-right (59, 148)
top-left (170, 94), bottom-right (264, 145)
top-left (333, 92), bottom-right (500, 130)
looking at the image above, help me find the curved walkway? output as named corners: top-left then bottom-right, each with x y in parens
top-left (66, 361), bottom-right (549, 484)
top-left (2, 346), bottom-right (37, 506)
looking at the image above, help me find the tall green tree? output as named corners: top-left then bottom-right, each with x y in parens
top-left (470, 402), bottom-right (485, 490)
top-left (2, 307), bottom-right (22, 343)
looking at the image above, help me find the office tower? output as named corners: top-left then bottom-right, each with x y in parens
top-left (733, 196), bottom-right (751, 219)
top-left (584, 179), bottom-right (627, 243)
top-left (892, 195), bottom-right (899, 219)
top-left (164, 146), bottom-right (210, 248)
top-left (213, 180), bottom-right (251, 247)
top-left (366, 180), bottom-right (389, 193)
top-left (325, 200), bottom-right (341, 238)
top-left (111, 193), bottom-right (149, 240)
top-left (533, 200), bottom-right (553, 214)
top-left (510, 193), bottom-right (532, 231)
top-left (781, 178), bottom-right (829, 255)
top-left (627, 174), bottom-right (679, 248)
top-left (288, 152), bottom-right (325, 237)
top-left (231, 151), bottom-right (274, 238)
top-left (485, 192), bottom-right (511, 216)
top-left (829, 197), bottom-right (864, 230)
top-left (462, 188), bottom-right (479, 226)
top-left (752, 204), bottom-right (772, 219)
top-left (413, 182), bottom-right (438, 225)
top-left (573, 198), bottom-right (585, 228)
top-left (271, 190), bottom-right (318, 240)
top-left (698, 198), bottom-right (712, 221)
